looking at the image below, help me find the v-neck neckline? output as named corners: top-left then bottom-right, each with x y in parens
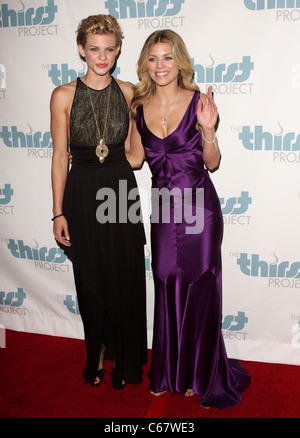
top-left (142, 91), bottom-right (197, 140)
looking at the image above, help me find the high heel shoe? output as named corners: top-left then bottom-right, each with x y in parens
top-left (150, 390), bottom-right (167, 396)
top-left (184, 389), bottom-right (194, 397)
top-left (111, 368), bottom-right (126, 390)
top-left (90, 368), bottom-right (105, 387)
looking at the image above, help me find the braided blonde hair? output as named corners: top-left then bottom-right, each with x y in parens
top-left (76, 14), bottom-right (124, 62)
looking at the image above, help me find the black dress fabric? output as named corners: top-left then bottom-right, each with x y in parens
top-left (62, 77), bottom-right (147, 385)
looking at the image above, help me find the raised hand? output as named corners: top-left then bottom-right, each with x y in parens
top-left (196, 86), bottom-right (218, 133)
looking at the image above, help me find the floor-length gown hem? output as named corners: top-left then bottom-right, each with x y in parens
top-left (136, 90), bottom-right (250, 410)
top-left (63, 77), bottom-right (147, 385)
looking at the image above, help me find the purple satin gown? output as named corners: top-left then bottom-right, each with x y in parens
top-left (136, 91), bottom-right (250, 409)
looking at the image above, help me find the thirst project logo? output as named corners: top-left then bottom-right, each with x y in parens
top-left (244, 0), bottom-right (300, 21)
top-left (0, 184), bottom-right (14, 205)
top-left (192, 56), bottom-right (254, 95)
top-left (0, 125), bottom-right (53, 158)
top-left (0, 183), bottom-right (14, 215)
top-left (0, 0), bottom-right (59, 36)
top-left (238, 125), bottom-right (300, 163)
top-left (6, 239), bottom-right (71, 273)
top-left (220, 191), bottom-right (252, 226)
top-left (222, 311), bottom-right (249, 341)
top-left (0, 287), bottom-right (27, 317)
top-left (105, 0), bottom-right (186, 29)
top-left (244, 0), bottom-right (300, 10)
top-left (0, 126), bottom-right (52, 148)
top-left (0, 64), bottom-right (6, 89)
top-left (237, 252), bottom-right (300, 288)
top-left (105, 0), bottom-right (185, 18)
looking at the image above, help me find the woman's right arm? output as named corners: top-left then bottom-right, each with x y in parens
top-left (50, 86), bottom-right (71, 247)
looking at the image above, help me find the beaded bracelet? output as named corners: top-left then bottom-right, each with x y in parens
top-left (202, 133), bottom-right (219, 152)
top-left (51, 213), bottom-right (64, 221)
top-left (202, 133), bottom-right (215, 143)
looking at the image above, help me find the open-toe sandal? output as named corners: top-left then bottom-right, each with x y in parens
top-left (91, 368), bottom-right (105, 387)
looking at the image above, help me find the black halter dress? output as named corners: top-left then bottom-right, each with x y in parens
top-left (62, 77), bottom-right (147, 386)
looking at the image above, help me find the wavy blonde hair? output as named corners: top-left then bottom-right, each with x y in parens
top-left (76, 14), bottom-right (124, 62)
top-left (131, 29), bottom-right (199, 119)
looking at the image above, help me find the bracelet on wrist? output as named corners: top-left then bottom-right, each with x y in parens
top-left (201, 132), bottom-right (218, 152)
top-left (51, 213), bottom-right (64, 221)
top-left (195, 123), bottom-right (219, 152)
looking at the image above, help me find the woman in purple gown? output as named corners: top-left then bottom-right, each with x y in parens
top-left (127, 30), bottom-right (250, 409)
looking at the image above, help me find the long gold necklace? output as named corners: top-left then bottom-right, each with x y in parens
top-left (153, 88), bottom-right (181, 126)
top-left (85, 80), bottom-right (112, 164)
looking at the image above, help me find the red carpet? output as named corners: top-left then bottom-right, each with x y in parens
top-left (0, 330), bottom-right (299, 419)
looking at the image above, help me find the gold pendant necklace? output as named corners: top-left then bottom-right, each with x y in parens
top-left (86, 80), bottom-right (112, 164)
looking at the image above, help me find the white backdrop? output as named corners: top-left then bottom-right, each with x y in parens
top-left (0, 0), bottom-right (299, 365)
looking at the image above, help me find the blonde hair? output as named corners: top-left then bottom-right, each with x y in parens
top-left (76, 14), bottom-right (124, 62)
top-left (131, 29), bottom-right (199, 119)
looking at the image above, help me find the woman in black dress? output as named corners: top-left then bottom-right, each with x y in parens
top-left (50, 14), bottom-right (147, 389)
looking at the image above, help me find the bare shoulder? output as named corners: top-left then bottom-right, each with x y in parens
top-left (50, 80), bottom-right (77, 109)
top-left (115, 78), bottom-right (134, 104)
top-left (183, 88), bottom-right (197, 101)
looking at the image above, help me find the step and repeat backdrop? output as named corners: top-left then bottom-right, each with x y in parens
top-left (0, 0), bottom-right (299, 365)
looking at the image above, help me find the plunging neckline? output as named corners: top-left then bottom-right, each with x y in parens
top-left (142, 91), bottom-right (198, 140)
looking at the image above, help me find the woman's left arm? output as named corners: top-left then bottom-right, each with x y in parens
top-left (116, 79), bottom-right (134, 154)
top-left (197, 86), bottom-right (221, 171)
top-left (117, 79), bottom-right (145, 168)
